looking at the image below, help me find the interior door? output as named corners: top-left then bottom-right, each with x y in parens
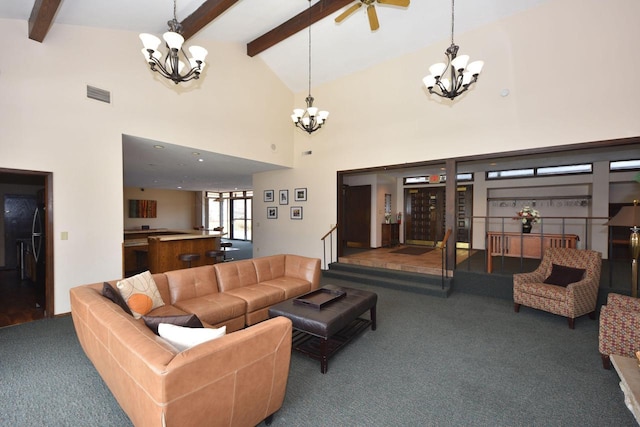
top-left (343, 185), bottom-right (371, 248)
top-left (3, 195), bottom-right (37, 269)
top-left (404, 187), bottom-right (445, 246)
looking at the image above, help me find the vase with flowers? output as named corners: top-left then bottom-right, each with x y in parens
top-left (516, 206), bottom-right (540, 233)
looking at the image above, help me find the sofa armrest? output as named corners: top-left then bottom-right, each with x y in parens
top-left (513, 271), bottom-right (545, 286)
top-left (599, 303), bottom-right (640, 357)
top-left (285, 255), bottom-right (321, 290)
top-left (162, 316), bottom-right (293, 426)
top-left (607, 293), bottom-right (640, 312)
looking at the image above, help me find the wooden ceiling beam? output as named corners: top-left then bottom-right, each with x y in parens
top-left (181, 0), bottom-right (240, 41)
top-left (247, 0), bottom-right (353, 57)
top-left (28, 0), bottom-right (62, 42)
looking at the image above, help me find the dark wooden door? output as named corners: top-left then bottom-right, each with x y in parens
top-left (456, 185), bottom-right (473, 248)
top-left (343, 185), bottom-right (371, 248)
top-left (3, 195), bottom-right (37, 269)
top-left (404, 187), bottom-right (445, 246)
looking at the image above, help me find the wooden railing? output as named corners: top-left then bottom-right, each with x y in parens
top-left (486, 231), bottom-right (579, 273)
top-left (320, 225), bottom-right (338, 270)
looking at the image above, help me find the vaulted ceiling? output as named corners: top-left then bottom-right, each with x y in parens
top-left (2, 0), bottom-right (552, 191)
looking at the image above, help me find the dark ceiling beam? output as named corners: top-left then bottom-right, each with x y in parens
top-left (181, 0), bottom-right (240, 41)
top-left (28, 0), bottom-right (62, 42)
top-left (247, 0), bottom-right (353, 57)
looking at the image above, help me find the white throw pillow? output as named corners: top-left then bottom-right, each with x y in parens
top-left (158, 323), bottom-right (226, 352)
top-left (116, 270), bottom-right (165, 319)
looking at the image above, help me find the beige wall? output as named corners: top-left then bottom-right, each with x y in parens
top-left (1, 0), bottom-right (639, 314)
top-left (123, 187), bottom-right (196, 231)
top-left (253, 0), bottom-right (640, 262)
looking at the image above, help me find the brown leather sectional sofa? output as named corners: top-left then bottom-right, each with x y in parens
top-left (70, 254), bottom-right (321, 427)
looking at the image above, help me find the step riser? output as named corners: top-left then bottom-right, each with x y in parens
top-left (323, 268), bottom-right (451, 298)
top-left (329, 262), bottom-right (446, 282)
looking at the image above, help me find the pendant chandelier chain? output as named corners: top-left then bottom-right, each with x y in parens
top-left (450, 0), bottom-right (455, 46)
top-left (307, 2), bottom-right (312, 97)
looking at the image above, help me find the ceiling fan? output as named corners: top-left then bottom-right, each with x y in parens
top-left (335, 0), bottom-right (410, 31)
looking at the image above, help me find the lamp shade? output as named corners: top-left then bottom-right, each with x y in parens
top-left (451, 55), bottom-right (469, 72)
top-left (429, 63), bottom-right (447, 78)
top-left (423, 75), bottom-right (436, 89)
top-left (140, 33), bottom-right (161, 51)
top-left (188, 45), bottom-right (208, 62)
top-left (163, 31), bottom-right (184, 50)
top-left (466, 60), bottom-right (484, 76)
top-left (606, 204), bottom-right (640, 227)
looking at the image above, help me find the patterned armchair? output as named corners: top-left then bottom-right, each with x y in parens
top-left (513, 247), bottom-right (602, 329)
top-left (599, 293), bottom-right (640, 369)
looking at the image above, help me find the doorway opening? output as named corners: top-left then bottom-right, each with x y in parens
top-left (0, 169), bottom-right (53, 327)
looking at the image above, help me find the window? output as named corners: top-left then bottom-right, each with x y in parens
top-left (206, 191), bottom-right (252, 241)
top-left (487, 169), bottom-right (534, 179)
top-left (537, 164), bottom-right (592, 176)
top-left (610, 159), bottom-right (640, 171)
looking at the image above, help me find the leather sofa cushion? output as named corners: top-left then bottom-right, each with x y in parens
top-left (215, 260), bottom-right (259, 292)
top-left (165, 265), bottom-right (219, 303)
top-left (260, 277), bottom-right (311, 299)
top-left (223, 284), bottom-right (284, 312)
top-left (173, 293), bottom-right (246, 326)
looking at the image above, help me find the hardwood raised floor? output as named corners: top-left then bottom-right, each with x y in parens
top-left (339, 245), bottom-right (475, 276)
top-left (0, 269), bottom-right (45, 328)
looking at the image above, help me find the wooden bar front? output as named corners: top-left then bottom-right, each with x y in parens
top-left (486, 232), bottom-right (579, 273)
top-left (147, 233), bottom-right (221, 274)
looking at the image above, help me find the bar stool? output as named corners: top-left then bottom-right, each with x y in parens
top-left (205, 249), bottom-right (225, 264)
top-left (220, 242), bottom-right (233, 262)
top-left (178, 253), bottom-right (200, 268)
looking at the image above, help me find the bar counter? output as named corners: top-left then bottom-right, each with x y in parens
top-left (147, 232), bottom-right (222, 274)
top-left (123, 229), bottom-right (222, 275)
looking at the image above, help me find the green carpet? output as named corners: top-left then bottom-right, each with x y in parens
top-left (0, 276), bottom-right (635, 426)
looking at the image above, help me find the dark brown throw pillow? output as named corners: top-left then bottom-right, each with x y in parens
top-left (543, 264), bottom-right (586, 287)
top-left (142, 314), bottom-right (204, 335)
top-left (102, 282), bottom-right (133, 315)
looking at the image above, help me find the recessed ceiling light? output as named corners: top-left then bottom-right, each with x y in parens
top-left (192, 152), bottom-right (201, 156)
top-left (177, 186), bottom-right (182, 189)
top-left (153, 145), bottom-right (165, 149)
top-left (198, 158), bottom-right (204, 162)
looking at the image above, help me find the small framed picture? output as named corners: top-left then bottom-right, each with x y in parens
top-left (267, 207), bottom-right (278, 219)
top-left (290, 206), bottom-right (303, 220)
top-left (294, 188), bottom-right (307, 202)
top-left (279, 189), bottom-right (289, 205)
top-left (264, 190), bottom-right (274, 203)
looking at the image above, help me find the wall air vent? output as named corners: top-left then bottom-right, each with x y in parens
top-left (86, 85), bottom-right (111, 104)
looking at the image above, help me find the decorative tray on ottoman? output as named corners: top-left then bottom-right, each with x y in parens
top-left (293, 288), bottom-right (346, 310)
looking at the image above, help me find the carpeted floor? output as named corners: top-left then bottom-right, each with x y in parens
top-left (0, 276), bottom-right (635, 426)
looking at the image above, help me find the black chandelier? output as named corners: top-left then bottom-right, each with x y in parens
top-left (422, 0), bottom-right (484, 99)
top-left (139, 0), bottom-right (208, 85)
top-left (291, 0), bottom-right (329, 134)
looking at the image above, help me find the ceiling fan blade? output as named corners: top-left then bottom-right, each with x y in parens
top-left (377, 0), bottom-right (410, 6)
top-left (335, 3), bottom-right (362, 23)
top-left (367, 5), bottom-right (380, 31)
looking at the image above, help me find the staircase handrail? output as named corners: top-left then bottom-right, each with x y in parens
top-left (320, 224), bottom-right (338, 269)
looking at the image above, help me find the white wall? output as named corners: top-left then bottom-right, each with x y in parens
top-left (1, 0), bottom-right (639, 314)
top-left (0, 20), bottom-right (293, 315)
top-left (253, 0), bottom-right (640, 265)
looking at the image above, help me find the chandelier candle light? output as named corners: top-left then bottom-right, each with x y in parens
top-left (139, 0), bottom-right (208, 85)
top-left (422, 0), bottom-right (484, 99)
top-left (291, 0), bottom-right (329, 134)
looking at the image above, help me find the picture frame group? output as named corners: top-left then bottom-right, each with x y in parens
top-left (265, 187), bottom-right (307, 220)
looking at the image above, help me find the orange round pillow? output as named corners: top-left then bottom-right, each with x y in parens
top-left (127, 293), bottom-right (153, 315)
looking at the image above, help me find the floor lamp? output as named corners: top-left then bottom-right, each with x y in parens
top-left (606, 200), bottom-right (640, 297)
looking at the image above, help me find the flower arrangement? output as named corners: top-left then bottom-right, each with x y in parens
top-left (516, 206), bottom-right (540, 224)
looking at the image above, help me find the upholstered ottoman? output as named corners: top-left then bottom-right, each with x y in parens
top-left (268, 284), bottom-right (377, 373)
